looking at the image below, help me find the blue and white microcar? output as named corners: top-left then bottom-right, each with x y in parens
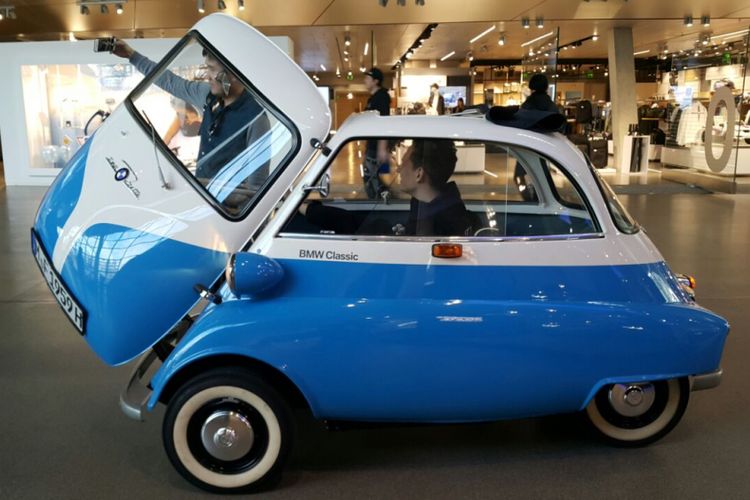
top-left (32, 14), bottom-right (728, 493)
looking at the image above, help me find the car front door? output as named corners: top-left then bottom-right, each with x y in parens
top-left (32, 15), bottom-right (330, 365)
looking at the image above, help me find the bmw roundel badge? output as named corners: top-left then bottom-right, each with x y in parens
top-left (115, 168), bottom-right (130, 181)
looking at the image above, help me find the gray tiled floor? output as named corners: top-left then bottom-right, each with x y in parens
top-left (0, 187), bottom-right (748, 499)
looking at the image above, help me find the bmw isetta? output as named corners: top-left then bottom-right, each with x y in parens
top-left (32, 14), bottom-right (728, 493)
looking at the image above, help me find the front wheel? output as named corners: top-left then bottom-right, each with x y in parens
top-left (163, 368), bottom-right (293, 493)
top-left (586, 378), bottom-right (689, 447)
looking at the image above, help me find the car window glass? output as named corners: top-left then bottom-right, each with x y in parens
top-left (128, 36), bottom-right (295, 217)
top-left (280, 138), bottom-right (597, 239)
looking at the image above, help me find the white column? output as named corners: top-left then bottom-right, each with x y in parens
top-left (607, 27), bottom-right (638, 173)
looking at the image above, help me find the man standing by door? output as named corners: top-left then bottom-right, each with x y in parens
top-left (362, 67), bottom-right (391, 199)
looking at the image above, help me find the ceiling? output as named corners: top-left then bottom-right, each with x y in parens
top-left (0, 0), bottom-right (748, 73)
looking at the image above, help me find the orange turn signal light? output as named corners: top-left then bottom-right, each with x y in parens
top-left (432, 243), bottom-right (462, 259)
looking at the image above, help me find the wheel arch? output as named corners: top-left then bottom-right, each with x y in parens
top-left (580, 372), bottom-right (692, 411)
top-left (155, 354), bottom-right (312, 413)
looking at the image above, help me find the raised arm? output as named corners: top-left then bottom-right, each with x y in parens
top-left (113, 39), bottom-right (210, 111)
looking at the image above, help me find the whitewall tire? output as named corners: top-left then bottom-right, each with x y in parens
top-left (163, 368), bottom-right (293, 493)
top-left (586, 378), bottom-right (689, 447)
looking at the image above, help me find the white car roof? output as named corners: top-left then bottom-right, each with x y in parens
top-left (335, 111), bottom-right (586, 176)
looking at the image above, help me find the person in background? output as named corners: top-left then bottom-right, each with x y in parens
top-left (454, 97), bottom-right (466, 113)
top-left (522, 74), bottom-right (558, 113)
top-left (361, 67), bottom-right (392, 199)
top-left (427, 83), bottom-right (445, 115)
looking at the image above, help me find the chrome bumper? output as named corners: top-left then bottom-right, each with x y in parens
top-left (119, 349), bottom-right (161, 421)
top-left (690, 368), bottom-right (723, 391)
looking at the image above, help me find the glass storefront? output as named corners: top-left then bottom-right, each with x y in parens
top-left (21, 62), bottom-right (143, 169)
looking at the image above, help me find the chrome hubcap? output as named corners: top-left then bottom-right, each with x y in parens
top-left (200, 410), bottom-right (254, 461)
top-left (608, 383), bottom-right (656, 417)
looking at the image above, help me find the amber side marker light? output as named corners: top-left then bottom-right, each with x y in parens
top-left (676, 273), bottom-right (697, 299)
top-left (432, 243), bottom-right (462, 258)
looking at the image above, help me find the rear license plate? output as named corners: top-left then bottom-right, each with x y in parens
top-left (31, 229), bottom-right (86, 334)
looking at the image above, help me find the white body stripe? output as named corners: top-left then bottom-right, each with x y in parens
top-left (264, 232), bottom-right (662, 267)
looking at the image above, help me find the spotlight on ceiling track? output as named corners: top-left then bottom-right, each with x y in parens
top-left (239, 0), bottom-right (245, 10)
top-left (522, 18), bottom-right (530, 29)
top-left (498, 33), bottom-right (505, 46)
top-left (116, 3), bottom-right (123, 14)
top-left (684, 15), bottom-right (693, 27)
top-left (397, 0), bottom-right (405, 5)
top-left (100, 4), bottom-right (108, 14)
top-left (344, 33), bottom-right (351, 47)
top-left (592, 32), bottom-right (599, 41)
top-left (218, 0), bottom-right (226, 10)
top-left (702, 16), bottom-right (710, 27)
top-left (378, 0), bottom-right (388, 6)
top-left (415, 0), bottom-right (425, 5)
top-left (80, 4), bottom-right (90, 15)
top-left (536, 17), bottom-right (544, 29)
top-left (197, 0), bottom-right (205, 13)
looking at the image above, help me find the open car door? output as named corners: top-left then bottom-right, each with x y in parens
top-left (32, 14), bottom-right (331, 365)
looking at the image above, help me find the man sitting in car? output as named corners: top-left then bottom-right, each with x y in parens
top-left (302, 139), bottom-right (477, 237)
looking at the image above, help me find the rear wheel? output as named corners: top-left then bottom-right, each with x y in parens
top-left (163, 368), bottom-right (293, 493)
top-left (586, 378), bottom-right (689, 447)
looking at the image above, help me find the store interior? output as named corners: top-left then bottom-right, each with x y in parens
top-left (1, 1), bottom-right (749, 192)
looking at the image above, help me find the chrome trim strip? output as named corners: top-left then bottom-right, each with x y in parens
top-left (690, 368), bottom-right (722, 391)
top-left (276, 232), bottom-right (606, 244)
top-left (119, 349), bottom-right (160, 421)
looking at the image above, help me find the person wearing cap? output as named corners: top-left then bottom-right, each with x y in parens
top-left (522, 74), bottom-right (558, 113)
top-left (362, 67), bottom-right (392, 199)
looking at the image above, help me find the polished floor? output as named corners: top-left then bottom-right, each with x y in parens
top-left (1, 185), bottom-right (749, 499)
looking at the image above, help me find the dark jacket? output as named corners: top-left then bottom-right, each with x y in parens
top-left (521, 91), bottom-right (558, 113)
top-left (306, 182), bottom-right (476, 237)
top-left (406, 182), bottom-right (475, 236)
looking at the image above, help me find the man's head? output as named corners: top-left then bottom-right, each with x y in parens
top-left (398, 139), bottom-right (458, 196)
top-left (529, 74), bottom-right (549, 93)
top-left (364, 68), bottom-right (384, 92)
top-left (430, 83), bottom-right (439, 93)
top-left (202, 50), bottom-right (243, 98)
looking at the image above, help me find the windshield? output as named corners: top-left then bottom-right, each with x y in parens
top-left (589, 163), bottom-right (640, 234)
top-left (127, 35), bottom-right (296, 218)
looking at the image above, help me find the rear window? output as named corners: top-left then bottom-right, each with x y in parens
top-left (590, 164), bottom-right (640, 234)
top-left (127, 34), bottom-right (297, 218)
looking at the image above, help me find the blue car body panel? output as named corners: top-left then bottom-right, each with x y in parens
top-left (148, 259), bottom-right (728, 422)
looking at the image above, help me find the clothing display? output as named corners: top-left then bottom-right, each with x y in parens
top-left (676, 101), bottom-right (707, 146)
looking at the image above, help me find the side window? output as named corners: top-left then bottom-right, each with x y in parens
top-left (128, 36), bottom-right (296, 217)
top-left (280, 138), bottom-right (598, 239)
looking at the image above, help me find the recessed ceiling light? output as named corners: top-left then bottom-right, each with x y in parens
top-left (521, 31), bottom-right (554, 47)
top-left (440, 50), bottom-right (456, 61)
top-left (702, 15), bottom-right (710, 27)
top-left (470, 25), bottom-right (495, 44)
top-left (536, 17), bottom-right (544, 29)
top-left (684, 15), bottom-right (693, 27)
top-left (522, 18), bottom-right (530, 29)
top-left (498, 33), bottom-right (505, 46)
